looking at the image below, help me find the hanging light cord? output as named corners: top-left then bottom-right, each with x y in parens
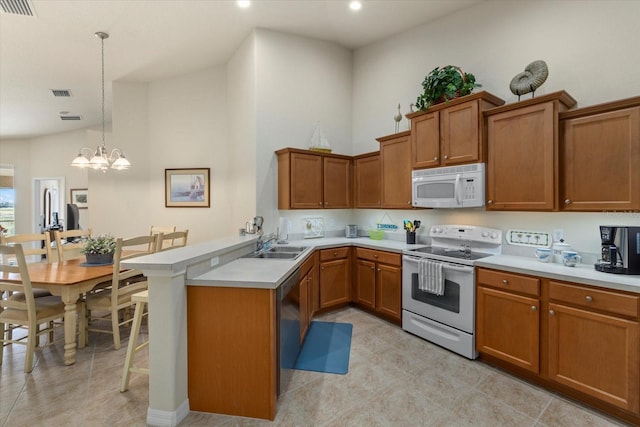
top-left (99, 32), bottom-right (106, 149)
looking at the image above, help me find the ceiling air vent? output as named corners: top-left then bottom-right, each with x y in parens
top-left (51, 89), bottom-right (72, 97)
top-left (60, 115), bottom-right (82, 121)
top-left (0, 0), bottom-right (36, 16)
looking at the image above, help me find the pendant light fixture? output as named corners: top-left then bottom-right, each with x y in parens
top-left (71, 31), bottom-right (131, 172)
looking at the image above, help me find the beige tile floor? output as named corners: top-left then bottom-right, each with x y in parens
top-left (0, 306), bottom-right (634, 427)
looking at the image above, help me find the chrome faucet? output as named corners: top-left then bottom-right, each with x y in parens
top-left (257, 232), bottom-right (278, 252)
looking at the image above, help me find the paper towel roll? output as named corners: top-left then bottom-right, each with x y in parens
top-left (278, 217), bottom-right (290, 241)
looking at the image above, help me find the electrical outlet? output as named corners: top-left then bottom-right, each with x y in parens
top-left (210, 256), bottom-right (219, 267)
top-left (553, 229), bottom-right (564, 242)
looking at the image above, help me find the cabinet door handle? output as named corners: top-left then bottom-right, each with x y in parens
top-left (370, 266), bottom-right (375, 270)
top-left (374, 254), bottom-right (378, 258)
top-left (549, 310), bottom-right (555, 315)
top-left (318, 202), bottom-right (323, 206)
top-left (487, 200), bottom-right (493, 205)
top-left (585, 295), bottom-right (593, 302)
top-left (531, 305), bottom-right (537, 311)
top-left (433, 156), bottom-right (438, 161)
top-left (501, 279), bottom-right (508, 285)
top-left (564, 199), bottom-right (571, 205)
top-left (443, 155), bottom-right (448, 160)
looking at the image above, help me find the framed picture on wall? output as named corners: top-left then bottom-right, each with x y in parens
top-left (70, 188), bottom-right (88, 209)
top-left (165, 168), bottom-right (210, 208)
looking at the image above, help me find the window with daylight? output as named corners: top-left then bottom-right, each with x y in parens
top-left (0, 165), bottom-right (15, 236)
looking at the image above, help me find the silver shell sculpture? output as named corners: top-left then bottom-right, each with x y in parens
top-left (510, 60), bottom-right (549, 100)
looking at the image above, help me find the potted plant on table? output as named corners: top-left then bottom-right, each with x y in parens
top-left (415, 65), bottom-right (481, 111)
top-left (81, 234), bottom-right (116, 265)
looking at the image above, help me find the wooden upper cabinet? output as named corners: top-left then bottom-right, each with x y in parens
top-left (485, 91), bottom-right (577, 211)
top-left (323, 156), bottom-right (351, 208)
top-left (276, 148), bottom-right (351, 210)
top-left (377, 131), bottom-right (412, 209)
top-left (353, 152), bottom-right (381, 208)
top-left (560, 98), bottom-right (640, 211)
top-left (408, 91), bottom-right (504, 169)
top-left (411, 111), bottom-right (440, 168)
top-left (442, 100), bottom-right (480, 164)
top-left (289, 151), bottom-right (323, 209)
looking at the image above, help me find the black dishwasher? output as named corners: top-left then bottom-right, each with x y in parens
top-left (277, 268), bottom-right (301, 395)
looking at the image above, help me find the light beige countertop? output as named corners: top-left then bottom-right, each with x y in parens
top-left (476, 254), bottom-right (640, 294)
top-left (188, 236), bottom-right (426, 289)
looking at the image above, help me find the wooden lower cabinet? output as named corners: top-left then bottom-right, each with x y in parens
top-left (354, 258), bottom-right (376, 309)
top-left (548, 302), bottom-right (639, 413)
top-left (187, 286), bottom-right (277, 420)
top-left (319, 247), bottom-right (351, 309)
top-left (476, 285), bottom-right (540, 373)
top-left (477, 268), bottom-right (640, 421)
top-left (353, 248), bottom-right (402, 323)
top-left (298, 252), bottom-right (318, 342)
top-left (375, 263), bottom-right (402, 321)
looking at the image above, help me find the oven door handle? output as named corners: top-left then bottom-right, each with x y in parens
top-left (403, 255), bottom-right (474, 273)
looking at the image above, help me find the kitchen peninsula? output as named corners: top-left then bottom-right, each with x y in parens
top-left (121, 233), bottom-right (422, 426)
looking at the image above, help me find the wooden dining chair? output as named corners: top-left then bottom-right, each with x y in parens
top-left (0, 243), bottom-right (86, 373)
top-left (0, 233), bottom-right (56, 344)
top-left (54, 229), bottom-right (92, 262)
top-left (155, 230), bottom-right (189, 252)
top-left (148, 225), bottom-right (175, 251)
top-left (0, 232), bottom-right (54, 264)
top-left (85, 235), bottom-right (157, 350)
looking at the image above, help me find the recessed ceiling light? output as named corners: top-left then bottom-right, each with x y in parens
top-left (237, 0), bottom-right (251, 8)
top-left (349, 1), bottom-right (362, 11)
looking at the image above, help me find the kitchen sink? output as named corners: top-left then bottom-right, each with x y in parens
top-left (251, 252), bottom-right (300, 259)
top-left (241, 245), bottom-right (308, 260)
top-left (267, 246), bottom-right (307, 253)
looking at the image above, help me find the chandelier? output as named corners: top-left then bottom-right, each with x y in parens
top-left (71, 32), bottom-right (131, 172)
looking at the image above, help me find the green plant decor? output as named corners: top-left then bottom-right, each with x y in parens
top-left (81, 234), bottom-right (117, 255)
top-left (415, 65), bottom-right (481, 111)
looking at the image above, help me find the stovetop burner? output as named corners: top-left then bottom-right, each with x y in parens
top-left (411, 246), bottom-right (493, 261)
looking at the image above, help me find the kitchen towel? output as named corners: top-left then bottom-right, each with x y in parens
top-left (418, 258), bottom-right (444, 295)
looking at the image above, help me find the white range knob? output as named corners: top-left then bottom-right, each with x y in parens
top-left (481, 231), bottom-right (489, 238)
top-left (490, 232), bottom-right (498, 239)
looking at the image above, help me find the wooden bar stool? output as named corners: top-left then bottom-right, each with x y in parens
top-left (120, 290), bottom-right (149, 392)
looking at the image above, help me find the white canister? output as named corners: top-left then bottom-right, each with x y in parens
top-left (552, 240), bottom-right (571, 263)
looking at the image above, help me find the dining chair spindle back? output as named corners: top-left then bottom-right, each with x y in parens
top-left (85, 235), bottom-right (156, 350)
top-left (0, 244), bottom-right (85, 372)
top-left (54, 229), bottom-right (92, 262)
top-left (155, 230), bottom-right (189, 252)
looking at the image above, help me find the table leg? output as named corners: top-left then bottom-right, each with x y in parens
top-left (62, 296), bottom-right (78, 365)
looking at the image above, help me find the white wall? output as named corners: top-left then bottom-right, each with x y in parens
top-left (353, 0), bottom-right (640, 152)
top-left (227, 31), bottom-right (258, 235)
top-left (146, 66), bottom-right (230, 242)
top-left (351, 0), bottom-right (640, 255)
top-left (254, 29), bottom-right (353, 235)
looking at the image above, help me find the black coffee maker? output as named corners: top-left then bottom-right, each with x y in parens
top-left (595, 226), bottom-right (640, 275)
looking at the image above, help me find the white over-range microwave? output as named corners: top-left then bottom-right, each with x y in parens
top-left (412, 163), bottom-right (485, 208)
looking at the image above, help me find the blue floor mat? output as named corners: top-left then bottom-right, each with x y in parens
top-left (294, 321), bottom-right (352, 375)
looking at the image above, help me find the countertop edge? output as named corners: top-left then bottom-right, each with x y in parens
top-left (476, 255), bottom-right (640, 294)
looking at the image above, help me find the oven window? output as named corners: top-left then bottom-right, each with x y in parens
top-left (411, 273), bottom-right (460, 313)
top-left (416, 182), bottom-right (454, 199)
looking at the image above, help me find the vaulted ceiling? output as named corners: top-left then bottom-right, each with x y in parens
top-left (0, 0), bottom-right (483, 140)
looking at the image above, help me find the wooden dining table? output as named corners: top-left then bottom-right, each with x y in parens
top-left (0, 259), bottom-right (117, 365)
